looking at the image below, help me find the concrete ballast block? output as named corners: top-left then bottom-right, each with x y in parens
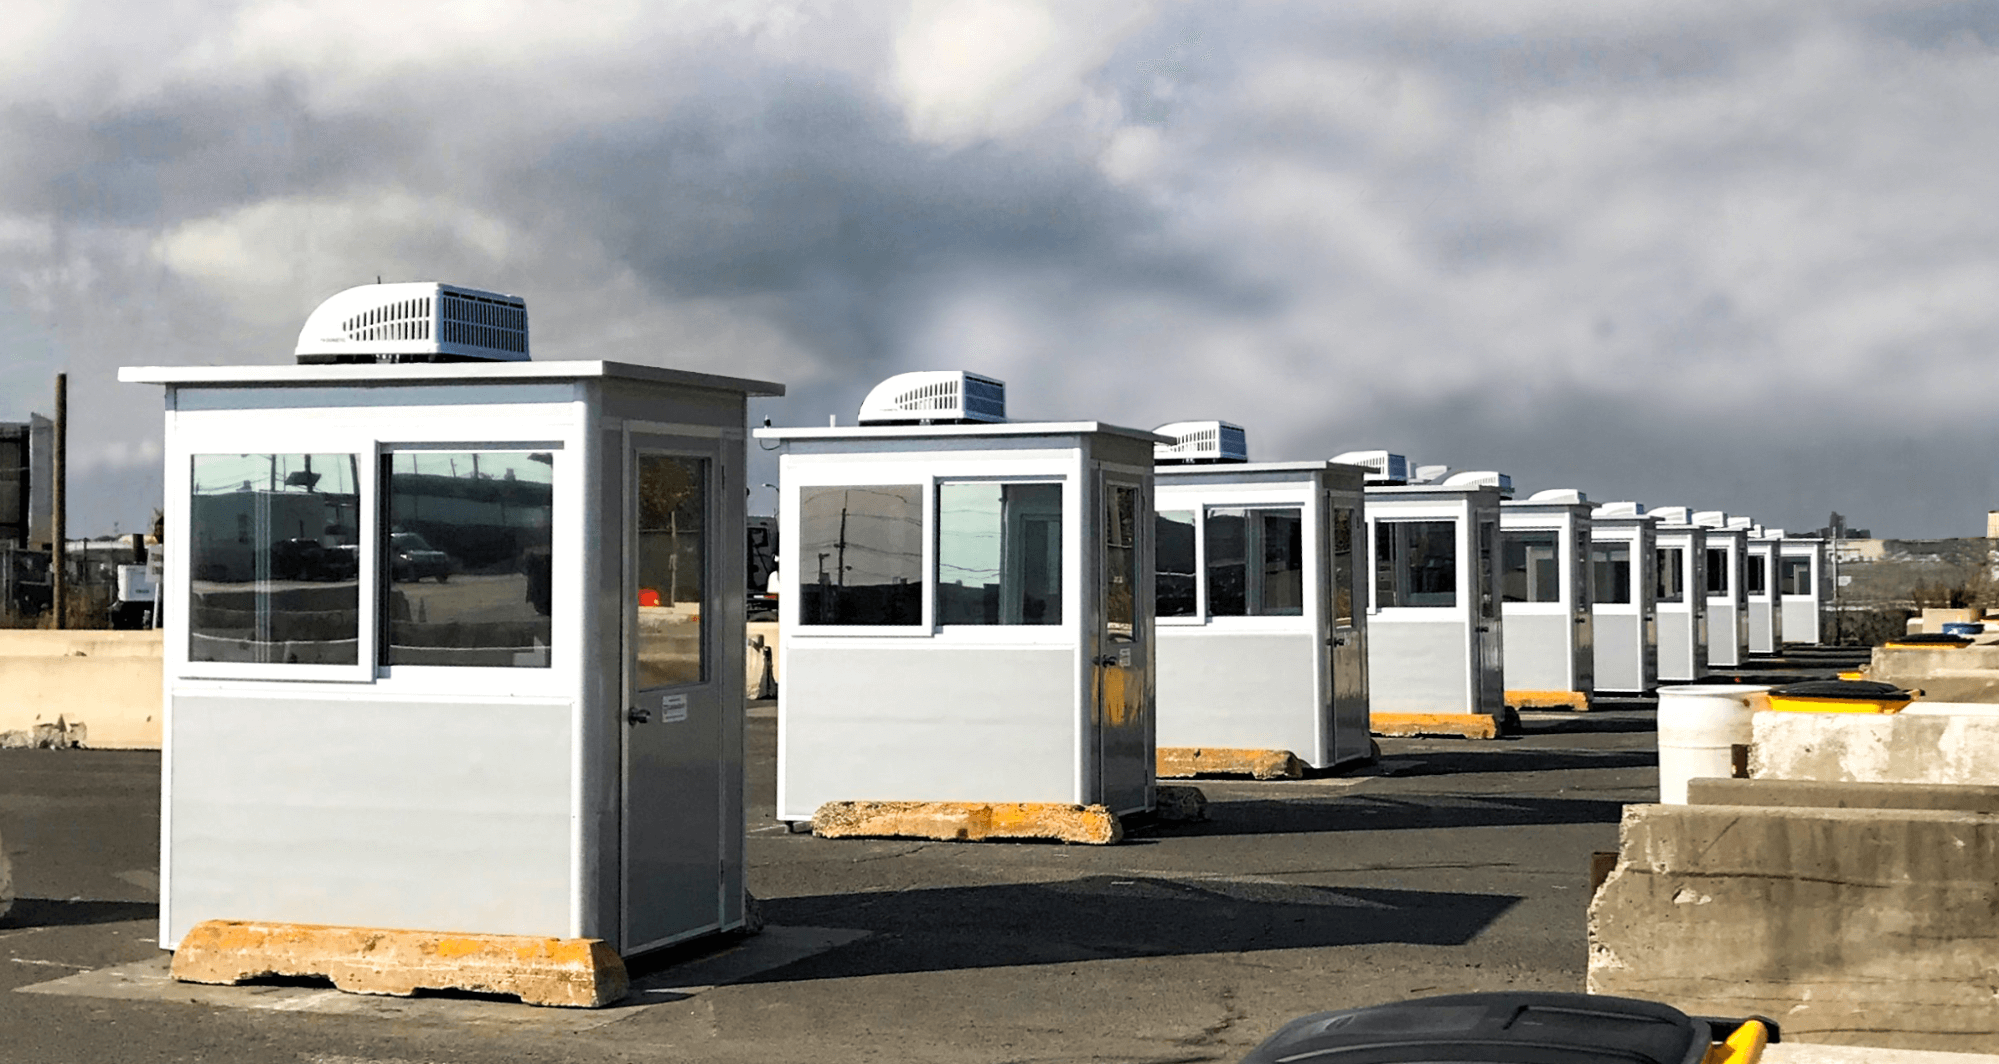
top-left (1752, 710), bottom-right (1999, 786)
top-left (1156, 747), bottom-right (1303, 780)
top-left (170, 920), bottom-right (629, 1008)
top-left (1505, 689), bottom-right (1591, 712)
top-left (1588, 802), bottom-right (1999, 1051)
top-left (811, 801), bottom-right (1123, 844)
top-left (0, 825), bottom-right (12, 922)
top-left (1370, 712), bottom-right (1500, 739)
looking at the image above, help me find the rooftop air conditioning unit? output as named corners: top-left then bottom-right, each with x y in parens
top-left (1528, 488), bottom-right (1588, 505)
top-left (1442, 470), bottom-right (1513, 498)
top-left (1650, 506), bottom-right (1697, 525)
top-left (1692, 511), bottom-right (1730, 528)
top-left (295, 282), bottom-right (529, 364)
top-left (1725, 516), bottom-right (1755, 530)
top-left (1331, 450), bottom-right (1409, 485)
top-left (1592, 501), bottom-right (1646, 518)
top-left (856, 371), bottom-right (1006, 425)
top-left (1412, 464), bottom-right (1452, 485)
top-left (1153, 421), bottom-right (1248, 464)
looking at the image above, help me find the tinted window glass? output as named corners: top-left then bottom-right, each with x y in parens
top-left (1656, 547), bottom-right (1685, 603)
top-left (1591, 542), bottom-right (1632, 605)
top-left (1706, 548), bottom-right (1729, 595)
top-left (637, 455), bottom-right (706, 687)
top-left (798, 485), bottom-right (923, 625)
top-left (189, 453), bottom-right (360, 664)
top-left (1503, 529), bottom-right (1561, 603)
top-left (1377, 520), bottom-right (1457, 608)
top-left (1332, 507), bottom-right (1357, 626)
top-left (1780, 556), bottom-right (1813, 597)
top-left (384, 451), bottom-right (554, 667)
top-left (937, 482), bottom-right (1063, 626)
top-left (1105, 484), bottom-right (1137, 639)
top-left (1745, 554), bottom-right (1767, 595)
top-left (1204, 507), bottom-right (1303, 617)
top-left (1155, 510), bottom-right (1197, 617)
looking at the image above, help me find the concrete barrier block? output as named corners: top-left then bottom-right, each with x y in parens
top-left (1752, 711), bottom-right (1999, 786)
top-left (1506, 689), bottom-right (1592, 711)
top-left (1688, 777), bottom-right (1999, 813)
top-left (1370, 712), bottom-right (1500, 739)
top-left (0, 630), bottom-right (163, 749)
top-left (1588, 802), bottom-right (1999, 1051)
top-left (1868, 645), bottom-right (1999, 703)
top-left (1156, 747), bottom-right (1302, 780)
top-left (0, 825), bottom-right (12, 922)
top-left (170, 920), bottom-right (629, 1008)
top-left (811, 801), bottom-right (1123, 845)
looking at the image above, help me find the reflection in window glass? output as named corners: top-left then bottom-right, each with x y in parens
top-left (1155, 511), bottom-right (1197, 617)
top-left (1105, 484), bottom-right (1137, 640)
top-left (798, 486), bottom-right (923, 625)
top-left (1478, 522), bottom-right (1498, 620)
top-left (1706, 548), bottom-right (1730, 595)
top-left (1746, 554), bottom-right (1767, 595)
top-left (1592, 542), bottom-right (1633, 605)
top-left (1780, 556), bottom-right (1813, 597)
top-left (1204, 507), bottom-right (1303, 617)
top-left (637, 455), bottom-right (706, 688)
top-left (1657, 547), bottom-right (1685, 603)
top-left (1503, 530), bottom-right (1561, 603)
top-left (1377, 521), bottom-right (1457, 608)
top-left (938, 482), bottom-right (1063, 626)
top-left (384, 451), bottom-right (554, 667)
top-left (189, 454), bottom-right (360, 664)
top-left (1333, 507), bottom-right (1356, 626)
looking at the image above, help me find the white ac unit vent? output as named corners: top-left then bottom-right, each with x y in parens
top-left (1725, 516), bottom-right (1755, 530)
top-left (1592, 501), bottom-right (1646, 518)
top-left (1442, 470), bottom-right (1513, 497)
top-left (1527, 488), bottom-right (1588, 505)
top-left (295, 282), bottom-right (529, 363)
top-left (1153, 421), bottom-right (1248, 464)
top-left (1692, 511), bottom-right (1732, 529)
top-left (1412, 464), bottom-right (1452, 485)
top-left (1331, 450), bottom-right (1410, 485)
top-left (857, 371), bottom-right (1006, 425)
top-left (1650, 506), bottom-right (1697, 525)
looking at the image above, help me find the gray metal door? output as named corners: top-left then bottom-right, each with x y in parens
top-left (1327, 494), bottom-right (1369, 760)
top-left (1474, 518), bottom-right (1503, 716)
top-left (621, 435), bottom-right (724, 953)
top-left (1095, 475), bottom-right (1150, 813)
top-left (1571, 519), bottom-right (1594, 692)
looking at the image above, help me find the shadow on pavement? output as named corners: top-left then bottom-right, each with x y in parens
top-left (1154, 793), bottom-right (1630, 838)
top-left (751, 875), bottom-right (1520, 980)
top-left (0, 898), bottom-right (156, 929)
top-left (1363, 748), bottom-right (1657, 777)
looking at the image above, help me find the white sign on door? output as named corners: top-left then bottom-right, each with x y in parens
top-left (660, 693), bottom-right (689, 723)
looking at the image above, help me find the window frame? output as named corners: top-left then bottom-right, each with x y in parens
top-left (1501, 526), bottom-right (1565, 607)
top-left (1372, 517), bottom-right (1462, 611)
top-left (630, 446), bottom-right (714, 693)
top-left (1151, 485), bottom-right (1318, 631)
top-left (934, 477), bottom-right (1068, 630)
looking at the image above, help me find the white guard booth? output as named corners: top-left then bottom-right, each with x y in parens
top-left (1690, 511), bottom-right (1750, 668)
top-left (1649, 508), bottom-right (1710, 682)
top-left (1336, 453), bottom-right (1505, 724)
top-left (123, 282), bottom-right (781, 957)
top-left (757, 372), bottom-right (1164, 823)
top-left (1587, 502), bottom-right (1657, 694)
top-left (1779, 534), bottom-right (1830, 645)
top-left (1739, 521), bottom-right (1785, 655)
top-left (1499, 489), bottom-right (1594, 711)
top-left (1152, 423), bottom-right (1371, 770)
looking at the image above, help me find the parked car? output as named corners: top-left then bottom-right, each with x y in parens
top-left (268, 538), bottom-right (359, 581)
top-left (389, 532), bottom-right (452, 583)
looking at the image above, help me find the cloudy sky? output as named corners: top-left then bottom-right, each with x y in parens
top-left (5, 0), bottom-right (1997, 537)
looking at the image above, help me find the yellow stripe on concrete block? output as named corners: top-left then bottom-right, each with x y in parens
top-left (170, 920), bottom-right (629, 1008)
top-left (812, 801), bottom-right (1123, 845)
top-left (1157, 747), bottom-right (1304, 780)
top-left (1370, 712), bottom-right (1501, 739)
top-left (1505, 689), bottom-right (1592, 712)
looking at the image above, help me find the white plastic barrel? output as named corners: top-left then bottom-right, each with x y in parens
top-left (1655, 684), bottom-right (1772, 803)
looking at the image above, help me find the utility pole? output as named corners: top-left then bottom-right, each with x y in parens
top-left (51, 373), bottom-right (66, 629)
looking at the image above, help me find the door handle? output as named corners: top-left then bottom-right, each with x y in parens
top-left (1095, 655), bottom-right (1119, 667)
top-left (627, 706), bottom-right (652, 725)
top-left (1328, 632), bottom-right (1351, 646)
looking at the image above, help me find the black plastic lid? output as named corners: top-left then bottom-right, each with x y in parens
top-left (1885, 633), bottom-right (1970, 645)
top-left (1238, 992), bottom-right (1713, 1064)
top-left (1772, 679), bottom-right (1912, 700)
top-left (1692, 673), bottom-right (1810, 687)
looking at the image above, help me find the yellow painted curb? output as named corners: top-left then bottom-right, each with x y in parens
top-left (1369, 712), bottom-right (1500, 739)
top-left (1157, 747), bottom-right (1303, 780)
top-left (1505, 689), bottom-right (1591, 712)
top-left (811, 800), bottom-right (1122, 845)
top-left (170, 920), bottom-right (629, 1008)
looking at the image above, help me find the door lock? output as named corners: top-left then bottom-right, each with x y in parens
top-left (627, 706), bottom-right (652, 725)
top-left (1095, 655), bottom-right (1120, 667)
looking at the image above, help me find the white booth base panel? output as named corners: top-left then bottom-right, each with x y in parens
top-left (1156, 629), bottom-right (1324, 767)
top-left (1659, 613), bottom-right (1702, 682)
top-left (778, 645), bottom-right (1099, 822)
top-left (1368, 621), bottom-right (1477, 716)
top-left (1748, 604), bottom-right (1778, 656)
top-left (1782, 600), bottom-right (1821, 646)
top-left (1501, 612), bottom-right (1581, 703)
top-left (1708, 605), bottom-right (1746, 668)
top-left (1594, 612), bottom-right (1649, 693)
top-left (164, 694), bottom-right (575, 950)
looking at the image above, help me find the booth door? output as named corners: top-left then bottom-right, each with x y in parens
top-left (1326, 494), bottom-right (1369, 757)
top-left (621, 436), bottom-right (726, 953)
top-left (1095, 476), bottom-right (1151, 813)
top-left (1473, 518), bottom-right (1504, 716)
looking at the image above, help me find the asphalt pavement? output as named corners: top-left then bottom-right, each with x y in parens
top-left (2, 700), bottom-right (1661, 1064)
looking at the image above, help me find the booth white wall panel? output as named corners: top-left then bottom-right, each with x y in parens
top-left (778, 646), bottom-right (1077, 820)
top-left (166, 693), bottom-right (573, 947)
top-left (1503, 612), bottom-right (1573, 691)
top-left (1596, 614), bottom-right (1642, 690)
top-left (1369, 621), bottom-right (1469, 714)
top-left (1155, 630), bottom-right (1319, 758)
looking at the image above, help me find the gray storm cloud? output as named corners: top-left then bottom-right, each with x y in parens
top-left (3, 0), bottom-right (1997, 536)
